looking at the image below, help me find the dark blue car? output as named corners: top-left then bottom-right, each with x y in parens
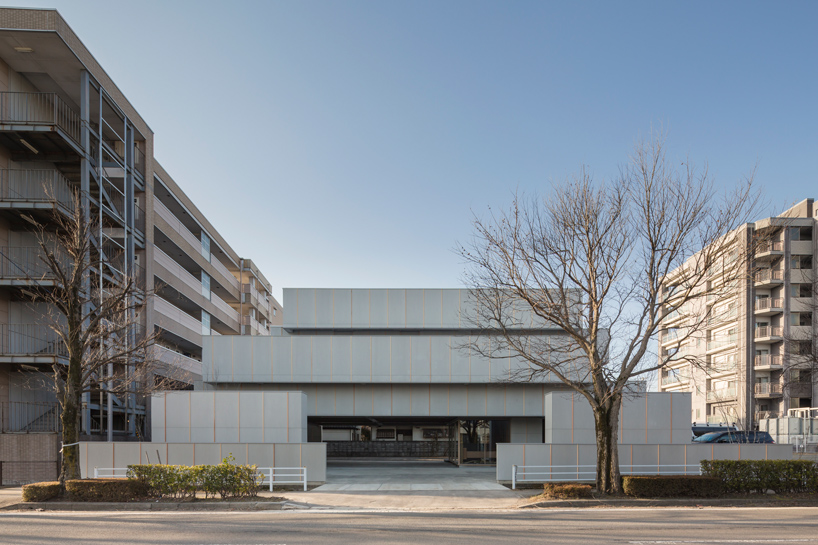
top-left (693, 430), bottom-right (774, 444)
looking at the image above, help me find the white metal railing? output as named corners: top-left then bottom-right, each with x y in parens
top-left (706, 387), bottom-right (737, 402)
top-left (707, 334), bottom-right (737, 351)
top-left (511, 464), bottom-right (702, 489)
top-left (754, 355), bottom-right (782, 368)
top-left (153, 197), bottom-right (204, 252)
top-left (0, 169), bottom-right (75, 211)
top-left (0, 92), bottom-right (81, 144)
top-left (257, 467), bottom-right (307, 491)
top-left (755, 382), bottom-right (783, 396)
top-left (94, 467), bottom-right (129, 479)
top-left (755, 326), bottom-right (783, 339)
top-left (707, 307), bottom-right (738, 326)
top-left (755, 269), bottom-right (784, 284)
top-left (754, 298), bottom-right (783, 311)
top-left (211, 292), bottom-right (239, 322)
top-left (94, 466), bottom-right (307, 492)
top-left (757, 241), bottom-right (783, 254)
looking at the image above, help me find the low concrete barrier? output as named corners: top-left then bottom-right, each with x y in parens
top-left (79, 442), bottom-right (327, 483)
top-left (497, 443), bottom-right (794, 482)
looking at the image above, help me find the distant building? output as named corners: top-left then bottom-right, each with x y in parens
top-left (659, 199), bottom-right (817, 427)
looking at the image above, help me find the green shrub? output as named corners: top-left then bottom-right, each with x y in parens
top-left (622, 475), bottom-right (723, 498)
top-left (542, 483), bottom-right (593, 499)
top-left (65, 479), bottom-right (150, 502)
top-left (21, 481), bottom-right (62, 502)
top-left (700, 460), bottom-right (818, 494)
top-left (127, 455), bottom-right (261, 500)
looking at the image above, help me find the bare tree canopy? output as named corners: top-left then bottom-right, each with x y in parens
top-left (20, 190), bottom-right (177, 483)
top-left (458, 134), bottom-right (760, 494)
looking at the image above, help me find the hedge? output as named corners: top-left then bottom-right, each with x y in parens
top-left (542, 483), bottom-right (593, 499)
top-left (700, 460), bottom-right (818, 494)
top-left (127, 455), bottom-right (261, 500)
top-left (65, 479), bottom-right (150, 502)
top-left (21, 481), bottom-right (62, 502)
top-left (622, 475), bottom-right (724, 498)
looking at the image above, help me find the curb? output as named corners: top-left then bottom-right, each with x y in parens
top-left (7, 501), bottom-right (287, 511)
top-left (519, 497), bottom-right (818, 509)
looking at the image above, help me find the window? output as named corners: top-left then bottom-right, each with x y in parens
top-left (790, 226), bottom-right (813, 241)
top-left (791, 255), bottom-right (813, 269)
top-left (201, 232), bottom-right (211, 261)
top-left (201, 310), bottom-right (211, 336)
top-left (792, 340), bottom-right (812, 356)
top-left (201, 271), bottom-right (211, 300)
top-left (791, 312), bottom-right (813, 326)
top-left (791, 284), bottom-right (812, 298)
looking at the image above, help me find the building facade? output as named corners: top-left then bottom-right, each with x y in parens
top-left (0, 7), bottom-right (281, 449)
top-left (659, 199), bottom-right (817, 428)
top-left (202, 288), bottom-right (580, 462)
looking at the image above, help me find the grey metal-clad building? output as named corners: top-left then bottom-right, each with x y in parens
top-left (201, 288), bottom-right (575, 460)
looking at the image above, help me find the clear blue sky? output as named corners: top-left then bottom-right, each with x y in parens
top-left (12, 1), bottom-right (816, 301)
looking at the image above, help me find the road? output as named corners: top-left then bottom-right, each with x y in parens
top-left (2, 507), bottom-right (818, 545)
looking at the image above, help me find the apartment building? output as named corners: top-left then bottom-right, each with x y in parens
top-left (0, 7), bottom-right (281, 450)
top-left (659, 199), bottom-right (817, 427)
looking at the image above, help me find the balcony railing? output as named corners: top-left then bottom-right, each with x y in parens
top-left (756, 241), bottom-right (783, 254)
top-left (0, 401), bottom-right (61, 433)
top-left (706, 387), bottom-right (737, 402)
top-left (0, 92), bottom-right (81, 145)
top-left (661, 374), bottom-right (686, 386)
top-left (707, 334), bottom-right (737, 351)
top-left (754, 383), bottom-right (782, 396)
top-left (134, 145), bottom-right (146, 177)
top-left (0, 169), bottom-right (75, 212)
top-left (708, 362), bottom-right (737, 375)
top-left (211, 256), bottom-right (240, 291)
top-left (754, 326), bottom-right (783, 339)
top-left (708, 307), bottom-right (738, 326)
top-left (755, 411), bottom-right (781, 421)
top-left (754, 355), bottom-right (782, 368)
top-left (0, 324), bottom-right (66, 357)
top-left (154, 247), bottom-right (203, 294)
top-left (153, 197), bottom-right (203, 252)
top-left (754, 298), bottom-right (783, 312)
top-left (0, 246), bottom-right (67, 280)
top-left (153, 296), bottom-right (202, 336)
top-left (754, 269), bottom-right (784, 284)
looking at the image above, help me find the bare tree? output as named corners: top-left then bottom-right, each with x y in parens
top-left (458, 135), bottom-right (759, 495)
top-left (21, 191), bottom-right (175, 483)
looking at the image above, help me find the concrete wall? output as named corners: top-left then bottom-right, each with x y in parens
top-left (510, 417), bottom-right (544, 443)
top-left (496, 442), bottom-right (795, 481)
top-left (79, 441), bottom-right (327, 483)
top-left (202, 332), bottom-right (563, 385)
top-left (151, 391), bottom-right (307, 443)
top-left (544, 392), bottom-right (692, 445)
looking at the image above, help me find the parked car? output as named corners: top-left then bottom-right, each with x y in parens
top-left (693, 430), bottom-right (775, 444)
top-left (691, 424), bottom-right (737, 440)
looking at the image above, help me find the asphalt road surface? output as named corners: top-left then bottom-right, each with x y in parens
top-left (2, 507), bottom-right (818, 545)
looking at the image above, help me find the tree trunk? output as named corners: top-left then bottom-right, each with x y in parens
top-left (593, 398), bottom-right (622, 495)
top-left (60, 345), bottom-right (83, 483)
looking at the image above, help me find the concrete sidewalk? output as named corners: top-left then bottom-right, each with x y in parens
top-left (0, 487), bottom-right (22, 510)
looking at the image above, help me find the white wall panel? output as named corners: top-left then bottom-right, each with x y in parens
top-left (424, 289), bottom-right (443, 327)
top-left (332, 336), bottom-right (351, 382)
top-left (333, 289), bottom-right (352, 328)
top-left (405, 289), bottom-right (424, 327)
top-left (314, 289), bottom-right (334, 327)
top-left (391, 337), bottom-right (411, 382)
top-left (296, 288), bottom-right (315, 327)
top-left (311, 336), bottom-right (332, 380)
top-left (441, 289), bottom-right (461, 328)
top-left (410, 336), bottom-right (431, 382)
top-left (387, 289), bottom-right (405, 327)
top-left (351, 336), bottom-right (372, 381)
top-left (370, 289), bottom-right (389, 327)
top-left (291, 337), bottom-right (312, 382)
top-left (351, 290), bottom-right (370, 327)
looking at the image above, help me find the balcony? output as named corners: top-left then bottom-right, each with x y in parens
top-left (243, 283), bottom-right (271, 320)
top-left (153, 197), bottom-right (240, 292)
top-left (0, 92), bottom-right (81, 153)
top-left (153, 344), bottom-right (202, 379)
top-left (707, 334), bottom-right (738, 353)
top-left (755, 240), bottom-right (783, 260)
top-left (0, 401), bottom-right (61, 433)
top-left (0, 169), bottom-right (75, 221)
top-left (0, 246), bottom-right (68, 286)
top-left (707, 307), bottom-right (738, 327)
top-left (707, 363), bottom-right (737, 377)
top-left (754, 382), bottom-right (783, 397)
top-left (754, 326), bottom-right (783, 344)
top-left (754, 297), bottom-right (784, 316)
top-left (753, 354), bottom-right (783, 371)
top-left (0, 324), bottom-right (66, 362)
top-left (707, 387), bottom-right (737, 402)
top-left (753, 269), bottom-right (784, 288)
top-left (153, 296), bottom-right (203, 346)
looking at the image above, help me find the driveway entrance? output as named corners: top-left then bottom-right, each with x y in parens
top-left (313, 459), bottom-right (508, 491)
